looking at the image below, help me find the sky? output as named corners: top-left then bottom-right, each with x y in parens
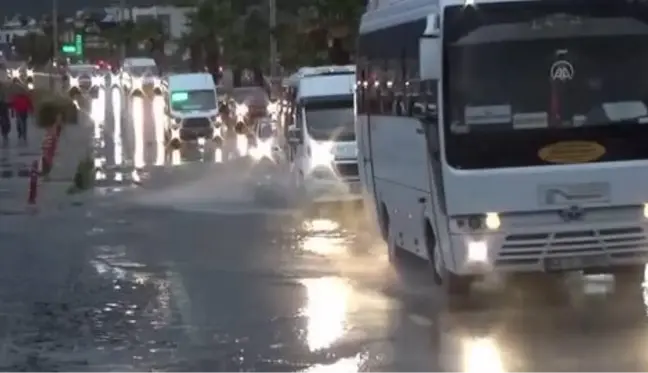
top-left (8, 0), bottom-right (160, 18)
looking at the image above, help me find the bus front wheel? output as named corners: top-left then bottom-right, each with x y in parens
top-left (425, 220), bottom-right (474, 309)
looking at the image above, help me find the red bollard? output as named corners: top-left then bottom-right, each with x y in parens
top-left (27, 160), bottom-right (39, 205)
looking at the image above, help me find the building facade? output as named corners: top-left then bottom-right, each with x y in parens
top-left (102, 5), bottom-right (192, 40)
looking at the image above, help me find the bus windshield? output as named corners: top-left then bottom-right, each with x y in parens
top-left (303, 99), bottom-right (355, 141)
top-left (443, 1), bottom-right (648, 170)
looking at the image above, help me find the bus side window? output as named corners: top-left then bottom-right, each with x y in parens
top-left (382, 59), bottom-right (396, 115)
top-left (406, 52), bottom-right (422, 117)
top-left (295, 104), bottom-right (304, 129)
top-left (367, 62), bottom-right (381, 115)
top-left (422, 79), bottom-right (438, 124)
top-left (356, 61), bottom-right (367, 114)
top-left (394, 50), bottom-right (406, 116)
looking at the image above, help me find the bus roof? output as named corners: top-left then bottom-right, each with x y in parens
top-left (287, 65), bottom-right (355, 86)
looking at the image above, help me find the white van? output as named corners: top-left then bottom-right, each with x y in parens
top-left (119, 57), bottom-right (162, 95)
top-left (164, 73), bottom-right (222, 144)
top-left (286, 65), bottom-right (359, 203)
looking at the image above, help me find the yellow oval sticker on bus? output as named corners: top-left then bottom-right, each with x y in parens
top-left (538, 141), bottom-right (606, 164)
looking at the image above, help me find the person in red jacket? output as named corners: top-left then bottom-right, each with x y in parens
top-left (11, 90), bottom-right (32, 141)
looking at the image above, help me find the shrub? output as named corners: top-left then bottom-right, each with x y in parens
top-left (35, 97), bottom-right (78, 128)
top-left (68, 155), bottom-right (95, 194)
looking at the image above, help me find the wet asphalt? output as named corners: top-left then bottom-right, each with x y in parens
top-left (3, 84), bottom-right (648, 371)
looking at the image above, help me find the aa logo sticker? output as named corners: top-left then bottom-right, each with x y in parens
top-left (550, 60), bottom-right (574, 81)
top-left (538, 141), bottom-right (605, 164)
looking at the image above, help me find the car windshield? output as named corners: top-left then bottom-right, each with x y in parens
top-left (443, 1), bottom-right (648, 169)
top-left (258, 123), bottom-right (274, 139)
top-left (69, 65), bottom-right (96, 74)
top-left (231, 87), bottom-right (268, 105)
top-left (170, 90), bottom-right (216, 111)
top-left (303, 98), bottom-right (354, 141)
top-left (130, 66), bottom-right (157, 76)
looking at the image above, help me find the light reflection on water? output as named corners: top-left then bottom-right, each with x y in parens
top-left (300, 277), bottom-right (349, 352)
top-left (89, 244), bottom-right (173, 330)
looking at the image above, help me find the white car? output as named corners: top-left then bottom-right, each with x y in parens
top-left (119, 57), bottom-right (162, 95)
top-left (66, 64), bottom-right (105, 97)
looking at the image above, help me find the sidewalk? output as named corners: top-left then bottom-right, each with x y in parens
top-left (0, 114), bottom-right (94, 215)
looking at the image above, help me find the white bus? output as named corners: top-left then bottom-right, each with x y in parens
top-left (286, 65), bottom-right (361, 203)
top-left (357, 0), bottom-right (648, 303)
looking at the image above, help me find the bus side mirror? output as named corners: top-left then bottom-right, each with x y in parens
top-left (420, 13), bottom-right (441, 80)
top-left (287, 125), bottom-right (301, 143)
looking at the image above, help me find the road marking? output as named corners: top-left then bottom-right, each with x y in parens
top-left (165, 267), bottom-right (200, 344)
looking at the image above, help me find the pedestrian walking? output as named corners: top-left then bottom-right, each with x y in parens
top-left (0, 88), bottom-right (11, 144)
top-left (10, 89), bottom-right (32, 142)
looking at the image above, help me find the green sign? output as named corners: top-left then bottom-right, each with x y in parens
top-left (61, 44), bottom-right (76, 53)
top-left (171, 92), bottom-right (189, 102)
top-left (74, 34), bottom-right (83, 56)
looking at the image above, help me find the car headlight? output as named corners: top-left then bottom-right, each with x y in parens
top-left (69, 77), bottom-right (79, 87)
top-left (26, 69), bottom-right (34, 77)
top-left (236, 104), bottom-right (248, 116)
top-left (643, 203), bottom-right (648, 219)
top-left (10, 69), bottom-right (19, 78)
top-left (132, 77), bottom-right (142, 88)
top-left (267, 102), bottom-right (278, 113)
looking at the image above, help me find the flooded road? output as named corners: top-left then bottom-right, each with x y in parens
top-left (4, 86), bottom-right (648, 371)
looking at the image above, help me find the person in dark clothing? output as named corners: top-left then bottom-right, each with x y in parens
top-left (0, 90), bottom-right (10, 143)
top-left (10, 91), bottom-right (32, 141)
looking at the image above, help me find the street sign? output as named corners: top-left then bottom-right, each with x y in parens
top-left (61, 44), bottom-right (76, 53)
top-left (74, 34), bottom-right (83, 56)
top-left (171, 92), bottom-right (188, 102)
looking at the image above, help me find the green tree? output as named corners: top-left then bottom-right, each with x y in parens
top-left (181, 0), bottom-right (238, 74)
top-left (278, 0), bottom-right (363, 66)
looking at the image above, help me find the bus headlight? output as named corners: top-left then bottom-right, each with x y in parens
top-left (485, 212), bottom-right (501, 230)
top-left (467, 240), bottom-right (488, 262)
top-left (308, 141), bottom-right (334, 167)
